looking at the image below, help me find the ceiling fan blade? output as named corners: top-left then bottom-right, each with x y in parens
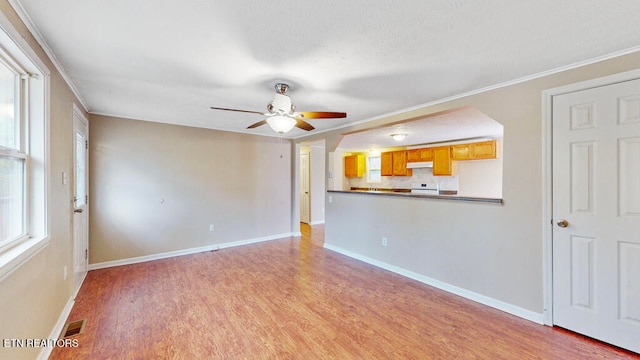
top-left (210, 107), bottom-right (264, 115)
top-left (246, 119), bottom-right (268, 129)
top-left (296, 111), bottom-right (346, 119)
top-left (294, 119), bottom-right (315, 131)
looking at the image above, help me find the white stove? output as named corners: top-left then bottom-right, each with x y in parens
top-left (410, 183), bottom-right (439, 195)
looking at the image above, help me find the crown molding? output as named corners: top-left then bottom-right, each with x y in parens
top-left (7, 0), bottom-right (89, 112)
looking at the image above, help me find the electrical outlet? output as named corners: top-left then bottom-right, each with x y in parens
top-left (63, 266), bottom-right (68, 280)
top-left (382, 237), bottom-right (388, 246)
top-left (209, 224), bottom-right (215, 232)
top-left (328, 196), bottom-right (333, 203)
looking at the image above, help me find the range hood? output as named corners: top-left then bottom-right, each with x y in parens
top-left (406, 161), bottom-right (433, 169)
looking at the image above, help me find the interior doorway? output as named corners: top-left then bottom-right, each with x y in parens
top-left (299, 140), bottom-right (326, 226)
top-left (72, 105), bottom-right (89, 294)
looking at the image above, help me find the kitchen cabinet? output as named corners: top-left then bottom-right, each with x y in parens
top-left (451, 140), bottom-right (497, 161)
top-left (381, 152), bottom-right (393, 176)
top-left (451, 144), bottom-right (470, 160)
top-left (407, 148), bottom-right (433, 162)
top-left (406, 149), bottom-right (420, 162)
top-left (381, 151), bottom-right (412, 176)
top-left (392, 151), bottom-right (412, 176)
top-left (470, 140), bottom-right (497, 159)
top-left (344, 154), bottom-right (364, 177)
top-left (433, 146), bottom-right (456, 176)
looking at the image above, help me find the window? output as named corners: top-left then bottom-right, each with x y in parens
top-left (367, 156), bottom-right (381, 183)
top-left (0, 56), bottom-right (26, 250)
top-left (0, 16), bottom-right (49, 279)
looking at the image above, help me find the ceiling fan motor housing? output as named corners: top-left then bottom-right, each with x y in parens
top-left (269, 93), bottom-right (293, 114)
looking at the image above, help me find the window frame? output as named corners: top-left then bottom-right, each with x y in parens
top-left (0, 11), bottom-right (51, 281)
top-left (367, 155), bottom-right (382, 184)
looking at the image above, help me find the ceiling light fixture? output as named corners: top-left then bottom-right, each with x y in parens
top-left (391, 133), bottom-right (407, 141)
top-left (267, 115), bottom-right (297, 134)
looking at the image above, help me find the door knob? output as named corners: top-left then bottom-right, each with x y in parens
top-left (74, 208), bottom-right (84, 213)
top-left (557, 219), bottom-right (569, 228)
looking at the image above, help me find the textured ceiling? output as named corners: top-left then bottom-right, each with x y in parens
top-left (11, 0), bottom-right (640, 139)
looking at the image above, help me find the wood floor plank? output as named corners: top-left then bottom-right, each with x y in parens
top-left (51, 224), bottom-right (639, 359)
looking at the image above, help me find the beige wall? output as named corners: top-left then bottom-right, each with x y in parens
top-left (0, 2), bottom-right (88, 359)
top-left (89, 115), bottom-right (293, 264)
top-left (299, 52), bottom-right (640, 316)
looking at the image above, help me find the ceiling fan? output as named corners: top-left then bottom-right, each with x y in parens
top-left (210, 83), bottom-right (347, 134)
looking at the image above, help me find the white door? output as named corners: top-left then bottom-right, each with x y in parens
top-left (73, 108), bottom-right (89, 294)
top-left (300, 152), bottom-right (310, 224)
top-left (552, 77), bottom-right (640, 353)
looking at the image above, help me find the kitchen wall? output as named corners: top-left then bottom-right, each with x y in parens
top-left (89, 115), bottom-right (294, 265)
top-left (300, 51), bottom-right (640, 319)
top-left (0, 2), bottom-right (88, 359)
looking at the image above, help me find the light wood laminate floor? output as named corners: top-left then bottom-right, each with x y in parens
top-left (51, 224), bottom-right (639, 359)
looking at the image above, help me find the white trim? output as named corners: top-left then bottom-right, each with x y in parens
top-left (37, 295), bottom-right (75, 360)
top-left (88, 232), bottom-right (297, 270)
top-left (324, 243), bottom-right (544, 325)
top-left (7, 0), bottom-right (88, 111)
top-left (308, 220), bottom-right (325, 226)
top-left (541, 68), bottom-right (640, 326)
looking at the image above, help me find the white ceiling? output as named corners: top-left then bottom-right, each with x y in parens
top-left (11, 1), bottom-right (640, 139)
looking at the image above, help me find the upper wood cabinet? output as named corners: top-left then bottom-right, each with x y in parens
top-left (450, 140), bottom-right (497, 161)
top-left (378, 140), bottom-right (495, 177)
top-left (381, 151), bottom-right (412, 176)
top-left (433, 146), bottom-right (456, 176)
top-left (406, 149), bottom-right (420, 162)
top-left (344, 154), bottom-right (364, 177)
top-left (470, 140), bottom-right (497, 159)
top-left (451, 144), bottom-right (470, 160)
top-left (381, 152), bottom-right (393, 176)
top-left (407, 148), bottom-right (433, 162)
top-left (392, 151), bottom-right (412, 176)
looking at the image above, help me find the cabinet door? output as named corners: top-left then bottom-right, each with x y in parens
top-left (406, 149), bottom-right (420, 162)
top-left (344, 155), bottom-right (357, 177)
top-left (381, 152), bottom-right (393, 176)
top-left (470, 140), bottom-right (497, 159)
top-left (345, 155), bottom-right (365, 177)
top-left (433, 146), bottom-right (456, 176)
top-left (451, 144), bottom-right (470, 160)
top-left (419, 148), bottom-right (433, 161)
top-left (392, 151), bottom-right (412, 176)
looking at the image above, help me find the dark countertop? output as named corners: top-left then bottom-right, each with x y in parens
top-left (328, 189), bottom-right (503, 204)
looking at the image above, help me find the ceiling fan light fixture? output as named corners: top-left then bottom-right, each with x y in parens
top-left (267, 115), bottom-right (297, 134)
top-left (391, 133), bottom-right (407, 141)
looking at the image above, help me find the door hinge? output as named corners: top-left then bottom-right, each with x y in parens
top-left (85, 249), bottom-right (88, 260)
top-left (85, 140), bottom-right (88, 150)
top-left (85, 195), bottom-right (88, 204)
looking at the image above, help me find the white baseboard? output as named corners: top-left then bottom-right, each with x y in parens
top-left (88, 232), bottom-right (296, 271)
top-left (309, 220), bottom-right (325, 225)
top-left (37, 296), bottom-right (75, 360)
top-left (323, 243), bottom-right (544, 325)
